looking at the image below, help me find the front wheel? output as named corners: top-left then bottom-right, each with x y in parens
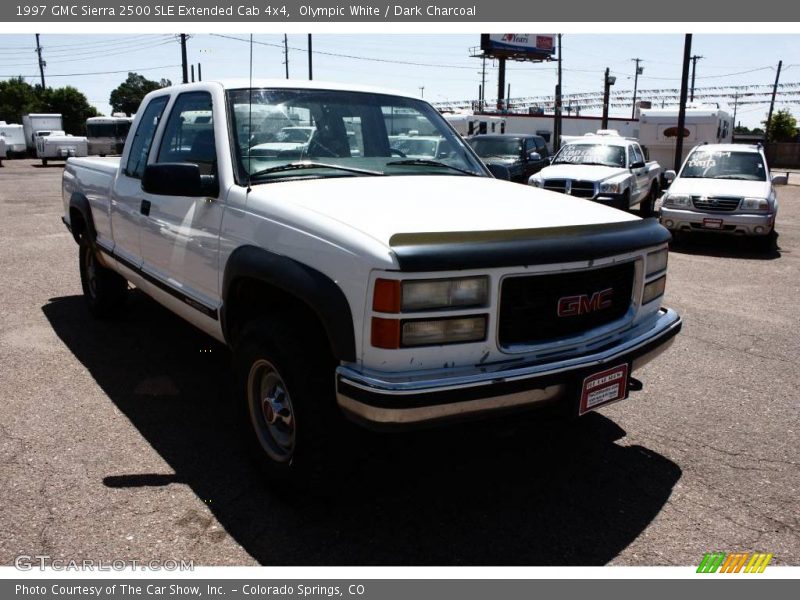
top-left (640, 183), bottom-right (659, 217)
top-left (234, 318), bottom-right (347, 483)
top-left (41, 158), bottom-right (48, 166)
top-left (79, 240), bottom-right (127, 318)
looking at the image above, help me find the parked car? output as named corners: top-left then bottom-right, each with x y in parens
top-left (529, 131), bottom-right (663, 215)
top-left (467, 134), bottom-right (549, 183)
top-left (62, 80), bottom-right (681, 480)
top-left (660, 143), bottom-right (785, 243)
top-left (249, 126), bottom-right (317, 158)
top-left (388, 134), bottom-right (453, 159)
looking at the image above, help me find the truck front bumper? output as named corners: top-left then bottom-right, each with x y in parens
top-left (660, 207), bottom-right (775, 236)
top-left (336, 308), bottom-right (681, 428)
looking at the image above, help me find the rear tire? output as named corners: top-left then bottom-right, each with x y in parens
top-left (233, 317), bottom-right (348, 484)
top-left (79, 239), bottom-right (127, 318)
top-left (42, 158), bottom-right (47, 166)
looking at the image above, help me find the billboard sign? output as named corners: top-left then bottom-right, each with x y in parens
top-left (480, 34), bottom-right (556, 59)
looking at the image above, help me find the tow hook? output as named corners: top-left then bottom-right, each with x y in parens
top-left (629, 377), bottom-right (644, 392)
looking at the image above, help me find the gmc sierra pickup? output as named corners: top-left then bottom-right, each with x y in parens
top-left (62, 80), bottom-right (681, 479)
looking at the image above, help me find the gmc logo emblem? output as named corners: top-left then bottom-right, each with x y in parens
top-left (557, 288), bottom-right (614, 317)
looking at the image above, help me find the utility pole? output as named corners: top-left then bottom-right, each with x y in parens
top-left (631, 58), bottom-right (643, 119)
top-left (197, 63), bottom-right (202, 81)
top-left (497, 57), bottom-right (506, 111)
top-left (35, 34), bottom-right (45, 88)
top-left (307, 34), bottom-right (313, 80)
top-left (689, 54), bottom-right (703, 102)
top-left (190, 64), bottom-right (195, 82)
top-left (732, 92), bottom-right (739, 134)
top-left (481, 57), bottom-right (486, 110)
top-left (554, 34), bottom-right (563, 153)
top-left (602, 67), bottom-right (613, 129)
top-left (675, 35), bottom-right (693, 172)
top-left (419, 86), bottom-right (424, 98)
top-left (283, 34), bottom-right (289, 79)
top-left (180, 34), bottom-right (188, 84)
top-left (765, 60), bottom-right (783, 142)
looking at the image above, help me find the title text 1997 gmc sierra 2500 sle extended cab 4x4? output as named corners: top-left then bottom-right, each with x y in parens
top-left (528, 131), bottom-right (664, 216)
top-left (62, 81), bottom-right (681, 479)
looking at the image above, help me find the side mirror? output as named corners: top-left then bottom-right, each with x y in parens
top-left (142, 163), bottom-right (218, 197)
top-left (486, 162), bottom-right (511, 181)
top-left (664, 170), bottom-right (677, 183)
top-left (528, 151), bottom-right (542, 162)
top-left (630, 160), bottom-right (646, 170)
top-left (771, 174), bottom-right (788, 186)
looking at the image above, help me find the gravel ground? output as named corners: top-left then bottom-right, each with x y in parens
top-left (0, 158), bottom-right (797, 566)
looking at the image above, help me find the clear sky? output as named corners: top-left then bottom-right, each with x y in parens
top-left (1, 33), bottom-right (798, 128)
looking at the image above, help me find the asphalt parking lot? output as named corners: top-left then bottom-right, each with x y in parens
top-left (1, 158), bottom-right (798, 567)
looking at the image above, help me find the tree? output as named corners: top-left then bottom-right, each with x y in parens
top-left (764, 109), bottom-right (798, 142)
top-left (109, 73), bottom-right (171, 116)
top-left (0, 77), bottom-right (43, 124)
top-left (41, 86), bottom-right (100, 135)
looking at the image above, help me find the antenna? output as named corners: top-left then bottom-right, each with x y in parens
top-left (247, 34), bottom-right (253, 194)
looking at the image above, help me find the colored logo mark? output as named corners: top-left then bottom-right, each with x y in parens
top-left (697, 552), bottom-right (773, 573)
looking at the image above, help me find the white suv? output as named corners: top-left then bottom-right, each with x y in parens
top-left (660, 144), bottom-right (786, 239)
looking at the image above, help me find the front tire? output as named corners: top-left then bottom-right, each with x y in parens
top-left (234, 317), bottom-right (345, 483)
top-left (640, 183), bottom-right (659, 217)
top-left (79, 239), bottom-right (127, 318)
top-left (42, 158), bottom-right (48, 166)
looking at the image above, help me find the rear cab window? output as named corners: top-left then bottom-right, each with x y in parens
top-left (124, 96), bottom-right (169, 179)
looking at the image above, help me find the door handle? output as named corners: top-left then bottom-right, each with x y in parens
top-left (140, 199), bottom-right (151, 216)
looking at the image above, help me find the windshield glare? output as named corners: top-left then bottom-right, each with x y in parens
top-left (553, 143), bottom-right (625, 167)
top-left (468, 138), bottom-right (523, 157)
top-left (227, 88), bottom-right (485, 182)
top-left (680, 150), bottom-right (766, 181)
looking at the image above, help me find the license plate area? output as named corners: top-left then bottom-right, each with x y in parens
top-left (578, 363), bottom-right (629, 415)
top-left (702, 218), bottom-right (723, 229)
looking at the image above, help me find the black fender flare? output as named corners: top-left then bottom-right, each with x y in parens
top-left (67, 192), bottom-right (97, 245)
top-left (221, 245), bottom-right (357, 362)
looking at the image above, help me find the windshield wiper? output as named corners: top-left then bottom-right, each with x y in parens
top-left (385, 158), bottom-right (478, 176)
top-left (714, 175), bottom-right (760, 180)
top-left (249, 161), bottom-right (385, 180)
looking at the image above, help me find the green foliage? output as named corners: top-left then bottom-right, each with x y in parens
top-left (40, 86), bottom-right (100, 135)
top-left (0, 77), bottom-right (99, 135)
top-left (0, 77), bottom-right (44, 124)
top-left (764, 109), bottom-right (798, 142)
top-left (109, 72), bottom-right (171, 116)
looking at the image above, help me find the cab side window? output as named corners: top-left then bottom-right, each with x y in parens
top-left (629, 144), bottom-right (644, 166)
top-left (157, 92), bottom-right (216, 175)
top-left (124, 96), bottom-right (168, 179)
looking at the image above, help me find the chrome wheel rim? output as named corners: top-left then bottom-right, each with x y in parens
top-left (247, 359), bottom-right (296, 463)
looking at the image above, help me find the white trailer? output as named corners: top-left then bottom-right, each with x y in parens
top-left (443, 112), bottom-right (506, 137)
top-left (0, 121), bottom-right (27, 155)
top-left (639, 103), bottom-right (732, 168)
top-left (86, 115), bottom-right (134, 156)
top-left (0, 138), bottom-right (6, 166)
top-left (35, 131), bottom-right (88, 166)
top-left (22, 113), bottom-right (64, 151)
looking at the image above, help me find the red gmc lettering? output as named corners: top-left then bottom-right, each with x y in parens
top-left (557, 288), bottom-right (614, 317)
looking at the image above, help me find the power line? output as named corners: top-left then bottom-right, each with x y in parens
top-left (0, 64), bottom-right (180, 78)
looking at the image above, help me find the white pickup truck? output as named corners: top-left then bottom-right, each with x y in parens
top-left (62, 80), bottom-right (681, 480)
top-left (529, 131), bottom-right (664, 216)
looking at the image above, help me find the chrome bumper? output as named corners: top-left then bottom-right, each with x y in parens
top-left (336, 308), bottom-right (682, 428)
top-left (660, 208), bottom-right (775, 236)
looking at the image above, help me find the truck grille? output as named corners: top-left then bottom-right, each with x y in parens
top-left (543, 179), bottom-right (595, 198)
top-left (499, 262), bottom-right (635, 347)
top-left (691, 195), bottom-right (741, 212)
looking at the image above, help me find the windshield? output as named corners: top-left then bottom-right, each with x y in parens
top-left (468, 137), bottom-right (523, 157)
top-left (227, 88), bottom-right (486, 183)
top-left (679, 149), bottom-right (766, 181)
top-left (552, 143), bottom-right (626, 167)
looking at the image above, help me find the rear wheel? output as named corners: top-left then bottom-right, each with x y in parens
top-left (79, 239), bottom-right (127, 318)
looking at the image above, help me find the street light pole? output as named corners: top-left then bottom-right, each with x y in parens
top-left (631, 58), bottom-right (643, 119)
top-left (675, 35), bottom-right (693, 172)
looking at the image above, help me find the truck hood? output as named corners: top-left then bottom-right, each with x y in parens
top-left (247, 175), bottom-right (639, 249)
top-left (537, 164), bottom-right (628, 182)
top-left (668, 177), bottom-right (771, 198)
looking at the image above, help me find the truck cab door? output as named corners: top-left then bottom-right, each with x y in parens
top-left (629, 143), bottom-right (649, 203)
top-left (110, 95), bottom-right (169, 268)
top-left (139, 91), bottom-right (225, 321)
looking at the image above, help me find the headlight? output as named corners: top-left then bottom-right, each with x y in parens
top-left (642, 275), bottom-right (666, 304)
top-left (663, 194), bottom-right (691, 208)
top-left (599, 182), bottom-right (620, 194)
top-left (401, 316), bottom-right (487, 347)
top-left (740, 197), bottom-right (769, 212)
top-left (646, 248), bottom-right (668, 276)
top-left (400, 277), bottom-right (489, 312)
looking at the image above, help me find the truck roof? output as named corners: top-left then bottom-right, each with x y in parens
top-left (164, 79), bottom-right (419, 101)
top-left (562, 135), bottom-right (634, 147)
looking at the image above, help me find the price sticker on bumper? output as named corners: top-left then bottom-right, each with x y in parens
top-left (579, 363), bottom-right (629, 415)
